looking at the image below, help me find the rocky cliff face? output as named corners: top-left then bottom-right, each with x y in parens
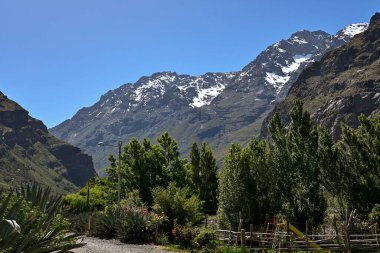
top-left (50, 23), bottom-right (368, 173)
top-left (260, 13), bottom-right (380, 139)
top-left (0, 92), bottom-right (97, 193)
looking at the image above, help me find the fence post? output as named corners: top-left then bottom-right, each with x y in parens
top-left (236, 212), bottom-right (243, 246)
top-left (241, 228), bottom-right (246, 247)
top-left (250, 223), bottom-right (254, 249)
top-left (286, 218), bottom-right (290, 252)
top-left (306, 220), bottom-right (309, 253)
top-left (229, 226), bottom-right (232, 245)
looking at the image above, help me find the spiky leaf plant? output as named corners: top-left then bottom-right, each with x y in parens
top-left (0, 183), bottom-right (85, 253)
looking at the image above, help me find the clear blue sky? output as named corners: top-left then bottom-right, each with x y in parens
top-left (0, 0), bottom-right (378, 128)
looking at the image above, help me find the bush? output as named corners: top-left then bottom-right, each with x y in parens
top-left (172, 225), bottom-right (199, 248)
top-left (193, 228), bottom-right (217, 250)
top-left (369, 204), bottom-right (380, 228)
top-left (215, 246), bottom-right (249, 253)
top-left (152, 182), bottom-right (204, 230)
top-left (63, 178), bottom-right (115, 213)
top-left (117, 204), bottom-right (153, 243)
top-left (66, 212), bottom-right (91, 233)
top-left (91, 209), bottom-right (120, 239)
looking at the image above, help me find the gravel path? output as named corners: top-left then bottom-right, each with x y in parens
top-left (72, 237), bottom-right (173, 253)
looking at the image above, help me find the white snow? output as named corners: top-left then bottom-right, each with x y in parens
top-left (134, 78), bottom-right (167, 102)
top-left (190, 81), bottom-right (226, 108)
top-left (265, 72), bottom-right (290, 93)
top-left (341, 23), bottom-right (368, 37)
top-left (265, 54), bottom-right (313, 93)
top-left (281, 54), bottom-right (312, 74)
top-left (291, 36), bottom-right (308, 44)
top-left (278, 48), bottom-right (286, 53)
top-left (293, 54), bottom-right (313, 63)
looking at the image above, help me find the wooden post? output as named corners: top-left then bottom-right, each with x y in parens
top-left (229, 226), bottom-right (232, 245)
top-left (250, 223), bottom-right (254, 249)
top-left (306, 220), bottom-right (309, 253)
top-left (286, 219), bottom-right (290, 252)
top-left (241, 228), bottom-right (246, 247)
top-left (205, 214), bottom-right (208, 228)
top-left (236, 212), bottom-right (243, 246)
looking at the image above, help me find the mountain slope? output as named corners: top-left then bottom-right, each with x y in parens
top-left (260, 13), bottom-right (380, 138)
top-left (0, 92), bottom-right (97, 193)
top-left (51, 23), bottom-right (368, 173)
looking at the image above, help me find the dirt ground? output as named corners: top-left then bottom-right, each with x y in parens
top-left (72, 237), bottom-right (174, 253)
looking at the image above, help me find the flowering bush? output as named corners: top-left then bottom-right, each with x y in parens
top-left (117, 204), bottom-right (153, 243)
top-left (172, 225), bottom-right (199, 248)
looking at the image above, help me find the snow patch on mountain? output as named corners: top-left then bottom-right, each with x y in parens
top-left (265, 72), bottom-right (290, 92)
top-left (291, 36), bottom-right (308, 44)
top-left (190, 82), bottom-right (226, 108)
top-left (341, 23), bottom-right (368, 37)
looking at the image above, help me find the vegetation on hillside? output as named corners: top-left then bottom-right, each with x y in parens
top-left (42, 101), bottom-right (380, 252)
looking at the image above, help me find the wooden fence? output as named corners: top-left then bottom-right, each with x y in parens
top-left (215, 229), bottom-right (380, 252)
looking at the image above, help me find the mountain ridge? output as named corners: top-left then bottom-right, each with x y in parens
top-left (260, 13), bottom-right (380, 139)
top-left (50, 22), bottom-right (368, 173)
top-left (0, 91), bottom-right (97, 192)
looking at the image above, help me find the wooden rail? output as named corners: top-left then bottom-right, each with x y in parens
top-left (215, 230), bottom-right (380, 251)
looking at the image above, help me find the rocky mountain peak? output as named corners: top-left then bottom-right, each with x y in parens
top-left (260, 13), bottom-right (380, 139)
top-left (335, 23), bottom-right (369, 41)
top-left (0, 91), bottom-right (97, 192)
top-left (51, 20), bottom-right (370, 173)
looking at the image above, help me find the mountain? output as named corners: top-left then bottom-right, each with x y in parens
top-left (50, 23), bottom-right (368, 173)
top-left (260, 13), bottom-right (380, 139)
top-left (0, 92), bottom-right (97, 193)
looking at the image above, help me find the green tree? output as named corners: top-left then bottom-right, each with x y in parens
top-left (321, 115), bottom-right (380, 218)
top-left (269, 101), bottom-right (326, 229)
top-left (157, 132), bottom-right (188, 188)
top-left (217, 139), bottom-right (279, 228)
top-left (190, 142), bottom-right (218, 212)
top-left (106, 133), bottom-right (191, 205)
top-left (217, 144), bottom-right (250, 228)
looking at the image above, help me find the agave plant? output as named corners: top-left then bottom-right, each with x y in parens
top-left (0, 183), bottom-right (85, 253)
top-left (0, 191), bottom-right (23, 250)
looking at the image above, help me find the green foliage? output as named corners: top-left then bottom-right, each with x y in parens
top-left (64, 177), bottom-right (114, 213)
top-left (117, 204), bottom-right (153, 243)
top-left (190, 142), bottom-right (218, 212)
top-left (152, 182), bottom-right (204, 229)
top-left (0, 184), bottom-right (84, 252)
top-left (217, 139), bottom-right (278, 228)
top-left (215, 246), bottom-right (249, 253)
top-left (217, 143), bottom-right (249, 228)
top-left (106, 132), bottom-right (190, 205)
top-left (218, 101), bottom-right (327, 229)
top-left (270, 101), bottom-right (326, 228)
top-left (369, 204), bottom-right (380, 228)
top-left (193, 228), bottom-right (217, 250)
top-left (320, 114), bottom-right (380, 219)
top-left (91, 209), bottom-right (120, 239)
top-left (172, 225), bottom-right (199, 248)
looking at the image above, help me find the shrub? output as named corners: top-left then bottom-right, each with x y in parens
top-left (117, 204), bottom-right (152, 243)
top-left (155, 233), bottom-right (169, 245)
top-left (369, 204), bottom-right (380, 228)
top-left (152, 182), bottom-right (204, 230)
top-left (91, 209), bottom-right (120, 239)
top-left (63, 178), bottom-right (115, 213)
top-left (67, 212), bottom-right (91, 233)
top-left (193, 228), bottom-right (217, 249)
top-left (172, 224), bottom-right (199, 248)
